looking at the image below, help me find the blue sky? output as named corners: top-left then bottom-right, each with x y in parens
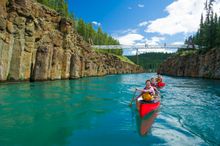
top-left (69, 0), bottom-right (220, 53)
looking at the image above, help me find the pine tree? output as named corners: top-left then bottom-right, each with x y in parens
top-left (77, 19), bottom-right (86, 37)
top-left (86, 23), bottom-right (95, 44)
top-left (190, 0), bottom-right (219, 52)
top-left (36, 0), bottom-right (120, 46)
top-left (97, 27), bottom-right (103, 45)
top-left (216, 17), bottom-right (220, 47)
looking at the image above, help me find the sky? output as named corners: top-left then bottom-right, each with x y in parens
top-left (69, 0), bottom-right (220, 54)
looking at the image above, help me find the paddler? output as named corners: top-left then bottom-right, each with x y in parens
top-left (135, 80), bottom-right (156, 103)
top-left (156, 74), bottom-right (165, 88)
top-left (150, 77), bottom-right (160, 95)
top-left (156, 74), bottom-right (163, 83)
top-left (150, 77), bottom-right (157, 87)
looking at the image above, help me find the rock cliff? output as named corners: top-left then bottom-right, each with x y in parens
top-left (158, 48), bottom-right (220, 79)
top-left (0, 0), bottom-right (143, 82)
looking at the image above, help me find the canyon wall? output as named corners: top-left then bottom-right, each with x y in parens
top-left (158, 48), bottom-right (220, 79)
top-left (0, 0), bottom-right (143, 82)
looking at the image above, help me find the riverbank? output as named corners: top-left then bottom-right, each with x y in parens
top-left (158, 48), bottom-right (220, 79)
top-left (0, 0), bottom-right (143, 82)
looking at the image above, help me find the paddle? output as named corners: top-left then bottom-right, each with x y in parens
top-left (129, 89), bottom-right (137, 107)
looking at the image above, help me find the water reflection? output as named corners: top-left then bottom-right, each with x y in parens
top-left (136, 111), bottom-right (158, 136)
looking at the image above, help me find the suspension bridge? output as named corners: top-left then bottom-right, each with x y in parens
top-left (92, 44), bottom-right (188, 50)
top-left (92, 43), bottom-right (198, 64)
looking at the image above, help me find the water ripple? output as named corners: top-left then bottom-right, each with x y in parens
top-left (0, 73), bottom-right (220, 146)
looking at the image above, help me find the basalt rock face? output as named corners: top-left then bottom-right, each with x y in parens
top-left (158, 48), bottom-right (220, 79)
top-left (0, 0), bottom-right (143, 82)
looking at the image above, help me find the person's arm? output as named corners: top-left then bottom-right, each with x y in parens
top-left (153, 87), bottom-right (160, 94)
top-left (136, 88), bottom-right (151, 93)
top-left (136, 88), bottom-right (144, 92)
top-left (151, 87), bottom-right (155, 95)
top-left (134, 93), bottom-right (143, 100)
top-left (134, 88), bottom-right (149, 100)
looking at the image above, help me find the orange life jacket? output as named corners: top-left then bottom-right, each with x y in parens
top-left (142, 93), bottom-right (154, 101)
top-left (156, 78), bottom-right (162, 83)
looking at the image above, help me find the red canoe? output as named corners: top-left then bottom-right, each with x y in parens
top-left (136, 100), bottom-right (160, 118)
top-left (157, 82), bottom-right (166, 88)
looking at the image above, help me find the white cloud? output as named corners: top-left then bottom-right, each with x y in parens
top-left (138, 21), bottom-right (149, 27)
top-left (92, 21), bottom-right (101, 26)
top-left (171, 41), bottom-right (184, 45)
top-left (115, 33), bottom-right (144, 45)
top-left (138, 4), bottom-right (144, 8)
top-left (114, 35), bottom-right (176, 55)
top-left (145, 36), bottom-right (165, 45)
top-left (136, 43), bottom-right (145, 46)
top-left (145, 0), bottom-right (220, 35)
top-left (213, 0), bottom-right (220, 14)
top-left (121, 28), bottom-right (138, 34)
top-left (112, 28), bottom-right (138, 38)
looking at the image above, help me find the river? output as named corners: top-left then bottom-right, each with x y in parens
top-left (0, 73), bottom-right (220, 146)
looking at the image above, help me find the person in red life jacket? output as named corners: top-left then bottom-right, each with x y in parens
top-left (156, 74), bottom-right (163, 83)
top-left (156, 74), bottom-right (165, 88)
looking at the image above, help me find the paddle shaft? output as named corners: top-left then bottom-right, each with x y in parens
top-left (129, 90), bottom-right (137, 106)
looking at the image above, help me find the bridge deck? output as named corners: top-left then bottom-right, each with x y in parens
top-left (92, 44), bottom-right (195, 50)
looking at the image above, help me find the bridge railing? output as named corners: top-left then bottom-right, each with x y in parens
top-left (92, 44), bottom-right (190, 50)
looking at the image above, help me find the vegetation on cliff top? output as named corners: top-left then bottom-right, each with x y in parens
top-left (36, 0), bottom-right (120, 46)
top-left (115, 55), bottom-right (135, 65)
top-left (76, 19), bottom-right (120, 45)
top-left (36, 0), bottom-right (70, 17)
top-left (127, 53), bottom-right (172, 72)
top-left (36, 0), bottom-right (132, 66)
top-left (187, 0), bottom-right (220, 53)
top-left (93, 48), bottom-right (123, 56)
top-left (93, 49), bottom-right (134, 65)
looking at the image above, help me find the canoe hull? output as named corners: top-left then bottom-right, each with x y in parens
top-left (136, 100), bottom-right (160, 118)
top-left (157, 82), bottom-right (165, 88)
top-left (137, 111), bottom-right (158, 136)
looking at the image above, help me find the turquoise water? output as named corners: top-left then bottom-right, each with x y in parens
top-left (0, 73), bottom-right (220, 146)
